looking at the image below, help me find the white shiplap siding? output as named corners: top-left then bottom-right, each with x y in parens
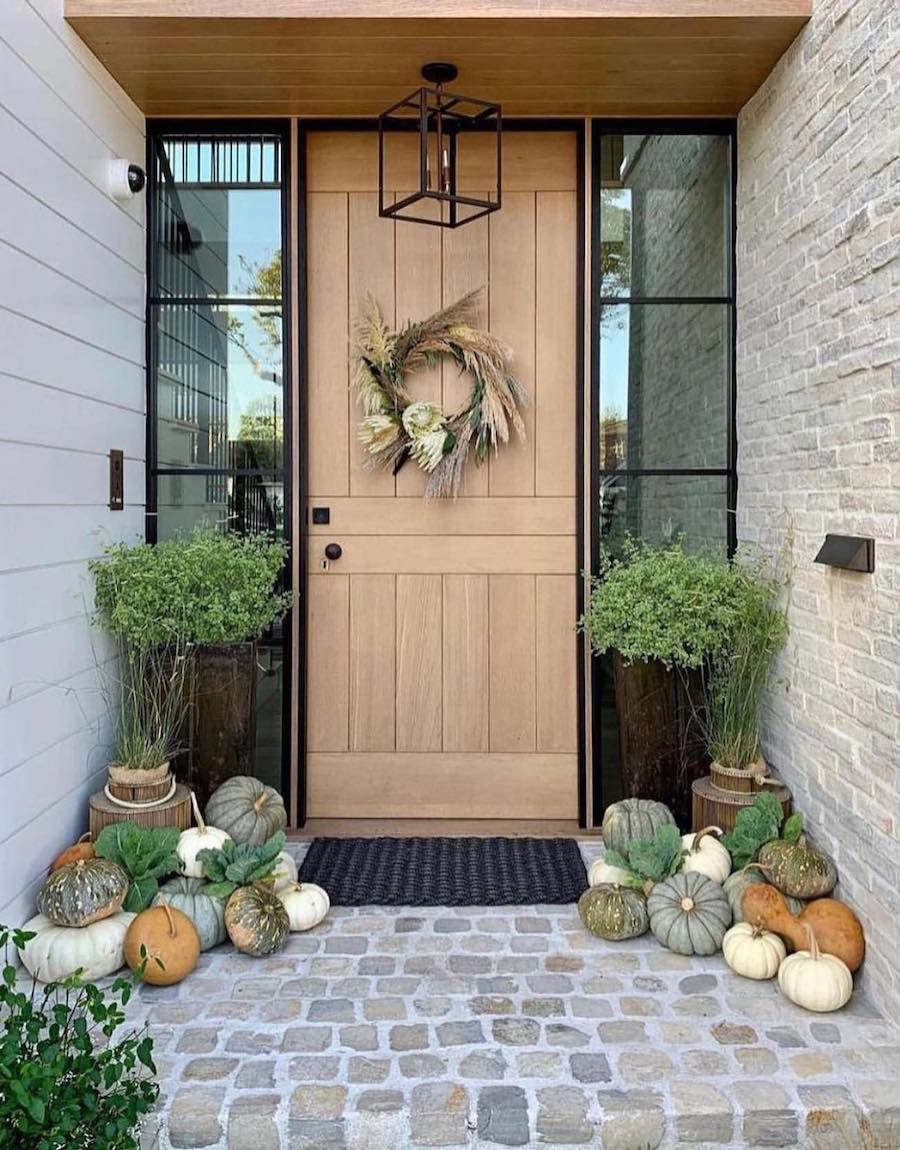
top-left (0, 1), bottom-right (145, 929)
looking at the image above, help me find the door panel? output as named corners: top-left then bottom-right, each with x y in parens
top-left (305, 130), bottom-right (579, 819)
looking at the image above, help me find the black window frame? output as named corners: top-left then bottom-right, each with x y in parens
top-left (589, 118), bottom-right (738, 824)
top-left (145, 118), bottom-right (294, 805)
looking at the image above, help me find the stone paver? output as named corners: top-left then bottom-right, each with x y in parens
top-left (113, 841), bottom-right (897, 1148)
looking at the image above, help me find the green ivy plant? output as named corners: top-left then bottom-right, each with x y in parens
top-left (94, 822), bottom-right (183, 912)
top-left (580, 538), bottom-right (742, 669)
top-left (0, 925), bottom-right (157, 1150)
top-left (197, 831), bottom-right (286, 900)
top-left (90, 528), bottom-right (293, 649)
top-left (722, 791), bottom-right (803, 869)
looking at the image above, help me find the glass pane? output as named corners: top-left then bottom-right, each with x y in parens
top-left (156, 474), bottom-right (285, 540)
top-left (598, 473), bottom-right (730, 555)
top-left (599, 303), bottom-right (729, 470)
top-left (156, 303), bottom-right (284, 471)
top-left (599, 133), bottom-right (729, 298)
top-left (156, 135), bottom-right (282, 300)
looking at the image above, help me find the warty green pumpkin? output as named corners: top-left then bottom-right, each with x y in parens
top-left (206, 776), bottom-right (287, 847)
top-left (37, 858), bottom-right (129, 927)
top-left (601, 798), bottom-right (676, 857)
top-left (578, 884), bottom-right (649, 941)
top-left (647, 871), bottom-right (732, 956)
top-left (153, 876), bottom-right (227, 951)
top-left (758, 836), bottom-right (836, 900)
top-left (225, 884), bottom-right (290, 956)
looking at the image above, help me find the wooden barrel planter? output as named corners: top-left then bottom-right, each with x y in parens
top-left (692, 765), bottom-right (792, 833)
top-left (106, 763), bottom-right (173, 805)
top-left (90, 782), bottom-right (192, 838)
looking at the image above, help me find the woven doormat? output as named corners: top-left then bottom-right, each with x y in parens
top-left (296, 837), bottom-right (587, 906)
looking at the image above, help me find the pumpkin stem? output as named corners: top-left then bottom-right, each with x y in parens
top-left (680, 896), bottom-right (696, 912)
top-left (253, 793), bottom-right (267, 813)
top-left (161, 903), bottom-right (177, 938)
top-left (691, 826), bottom-right (722, 852)
top-left (741, 862), bottom-right (773, 878)
top-left (190, 791), bottom-right (207, 834)
top-left (803, 921), bottom-right (820, 961)
top-left (77, 832), bottom-right (92, 844)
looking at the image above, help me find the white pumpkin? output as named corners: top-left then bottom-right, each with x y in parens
top-left (722, 921), bottom-right (786, 980)
top-left (177, 792), bottom-right (230, 879)
top-left (682, 826), bottom-right (731, 884)
top-left (278, 882), bottom-right (330, 932)
top-left (778, 925), bottom-right (853, 1013)
top-left (18, 912), bottom-right (135, 983)
top-left (588, 858), bottom-right (635, 888)
top-left (272, 851), bottom-right (299, 894)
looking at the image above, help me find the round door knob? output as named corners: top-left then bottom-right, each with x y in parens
top-left (324, 542), bottom-right (343, 562)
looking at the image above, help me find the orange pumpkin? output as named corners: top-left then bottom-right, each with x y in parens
top-left (49, 833), bottom-right (95, 874)
top-left (741, 884), bottom-right (865, 973)
top-left (124, 904), bottom-right (200, 986)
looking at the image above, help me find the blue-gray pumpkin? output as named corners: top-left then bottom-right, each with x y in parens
top-left (648, 871), bottom-right (732, 956)
top-left (153, 876), bottom-right (227, 951)
top-left (205, 776), bottom-right (287, 847)
top-left (601, 799), bottom-right (676, 856)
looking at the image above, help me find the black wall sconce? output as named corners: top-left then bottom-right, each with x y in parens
top-left (378, 63), bottom-right (501, 228)
top-left (814, 534), bottom-right (875, 573)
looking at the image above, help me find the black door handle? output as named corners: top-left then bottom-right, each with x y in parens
top-left (324, 542), bottom-right (343, 562)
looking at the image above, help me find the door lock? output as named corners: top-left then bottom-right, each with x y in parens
top-left (324, 542), bottom-right (343, 562)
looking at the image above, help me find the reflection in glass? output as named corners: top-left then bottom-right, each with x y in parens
top-left (156, 303), bottom-right (283, 471)
top-left (599, 133), bottom-right (729, 299)
top-left (598, 474), bottom-right (730, 557)
top-left (599, 303), bottom-right (729, 471)
top-left (156, 475), bottom-right (284, 541)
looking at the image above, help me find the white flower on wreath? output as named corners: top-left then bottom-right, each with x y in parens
top-left (410, 428), bottom-right (450, 473)
top-left (359, 413), bottom-right (400, 453)
top-left (402, 401), bottom-right (445, 439)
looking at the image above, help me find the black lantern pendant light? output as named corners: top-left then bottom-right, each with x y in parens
top-left (378, 62), bottom-right (501, 228)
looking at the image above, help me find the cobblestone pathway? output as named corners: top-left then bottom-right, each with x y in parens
top-left (133, 844), bottom-right (900, 1149)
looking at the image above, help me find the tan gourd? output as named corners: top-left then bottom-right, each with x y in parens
top-left (49, 833), bottom-right (95, 874)
top-left (124, 903), bottom-right (201, 986)
top-left (778, 924), bottom-right (853, 1013)
top-left (741, 884), bottom-right (865, 973)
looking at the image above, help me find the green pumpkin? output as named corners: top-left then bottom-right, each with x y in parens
top-left (225, 885), bottom-right (289, 957)
top-left (578, 884), bottom-right (649, 941)
top-left (758, 837), bottom-right (836, 899)
top-left (648, 871), bottom-right (732, 956)
top-left (206, 776), bottom-right (287, 847)
top-left (601, 799), bottom-right (676, 856)
top-left (724, 866), bottom-right (805, 924)
top-left (37, 858), bottom-right (129, 927)
top-left (153, 877), bottom-right (227, 952)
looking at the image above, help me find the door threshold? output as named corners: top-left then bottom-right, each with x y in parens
top-left (288, 818), bottom-right (599, 840)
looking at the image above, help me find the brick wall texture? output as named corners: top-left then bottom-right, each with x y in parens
top-left (737, 0), bottom-right (900, 1022)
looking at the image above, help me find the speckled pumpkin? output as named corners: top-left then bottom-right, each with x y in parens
top-left (601, 799), bottom-right (676, 856)
top-left (578, 884), bottom-right (649, 941)
top-left (206, 776), bottom-right (287, 847)
top-left (648, 871), bottom-right (732, 956)
top-left (724, 866), bottom-right (805, 924)
top-left (153, 876), bottom-right (227, 951)
top-left (225, 884), bottom-right (289, 956)
top-left (758, 836), bottom-right (837, 900)
top-left (37, 858), bottom-right (129, 927)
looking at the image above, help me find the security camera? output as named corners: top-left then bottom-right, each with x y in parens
top-left (107, 158), bottom-right (146, 201)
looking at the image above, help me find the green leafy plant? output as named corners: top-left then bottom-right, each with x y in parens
top-left (579, 538), bottom-right (742, 669)
top-left (104, 640), bottom-right (191, 771)
top-left (197, 831), bottom-right (286, 899)
top-left (696, 557), bottom-right (788, 771)
top-left (0, 924), bottom-right (157, 1150)
top-left (91, 528), bottom-right (292, 649)
top-left (604, 824), bottom-right (685, 890)
top-left (94, 822), bottom-right (183, 912)
top-left (722, 792), bottom-right (803, 869)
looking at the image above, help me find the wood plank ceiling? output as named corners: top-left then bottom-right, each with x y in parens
top-left (65, 1), bottom-right (811, 117)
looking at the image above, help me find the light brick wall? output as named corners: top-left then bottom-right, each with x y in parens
top-left (737, 0), bottom-right (900, 1021)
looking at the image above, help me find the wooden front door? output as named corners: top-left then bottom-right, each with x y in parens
top-left (303, 128), bottom-right (579, 819)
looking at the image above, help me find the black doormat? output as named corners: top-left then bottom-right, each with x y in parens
top-left (296, 837), bottom-right (588, 906)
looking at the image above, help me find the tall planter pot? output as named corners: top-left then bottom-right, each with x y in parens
top-left (612, 651), bottom-right (708, 830)
top-left (183, 641), bottom-right (258, 807)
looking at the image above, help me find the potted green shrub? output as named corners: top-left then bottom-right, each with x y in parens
top-left (580, 538), bottom-right (742, 826)
top-left (92, 529), bottom-right (292, 804)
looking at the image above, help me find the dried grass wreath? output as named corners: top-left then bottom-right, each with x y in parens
top-left (354, 289), bottom-right (527, 499)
